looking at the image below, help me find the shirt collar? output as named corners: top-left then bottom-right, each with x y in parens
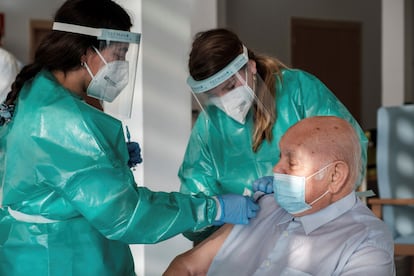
top-left (299, 191), bottom-right (357, 235)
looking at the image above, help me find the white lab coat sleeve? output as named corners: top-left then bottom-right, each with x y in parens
top-left (0, 48), bottom-right (19, 103)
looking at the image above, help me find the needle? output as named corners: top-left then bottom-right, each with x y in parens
top-left (126, 125), bottom-right (131, 143)
top-left (126, 125), bottom-right (136, 171)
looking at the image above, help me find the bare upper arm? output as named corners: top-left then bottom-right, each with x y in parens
top-left (163, 224), bottom-right (234, 276)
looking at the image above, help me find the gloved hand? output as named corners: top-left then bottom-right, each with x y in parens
top-left (252, 175), bottom-right (274, 194)
top-left (127, 141), bottom-right (142, 168)
top-left (213, 194), bottom-right (259, 226)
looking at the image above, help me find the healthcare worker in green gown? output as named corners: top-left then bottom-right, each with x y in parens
top-left (179, 28), bottom-right (368, 242)
top-left (0, 2), bottom-right (259, 275)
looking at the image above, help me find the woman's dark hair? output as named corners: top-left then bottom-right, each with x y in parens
top-left (5, 0), bottom-right (132, 105)
top-left (189, 28), bottom-right (288, 151)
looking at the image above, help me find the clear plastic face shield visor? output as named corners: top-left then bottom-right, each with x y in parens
top-left (187, 45), bottom-right (271, 126)
top-left (52, 22), bottom-right (141, 119)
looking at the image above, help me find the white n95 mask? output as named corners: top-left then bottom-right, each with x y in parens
top-left (209, 85), bottom-right (254, 124)
top-left (273, 163), bottom-right (334, 215)
top-left (84, 47), bottom-right (129, 103)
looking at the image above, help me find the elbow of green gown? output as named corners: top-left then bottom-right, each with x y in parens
top-left (111, 188), bottom-right (218, 244)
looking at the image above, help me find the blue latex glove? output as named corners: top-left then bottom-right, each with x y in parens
top-left (252, 176), bottom-right (274, 194)
top-left (126, 125), bottom-right (142, 168)
top-left (213, 194), bottom-right (260, 226)
top-left (127, 142), bottom-right (142, 168)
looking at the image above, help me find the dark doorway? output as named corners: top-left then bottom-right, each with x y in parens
top-left (291, 17), bottom-right (362, 123)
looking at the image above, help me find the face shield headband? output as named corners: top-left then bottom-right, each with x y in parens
top-left (52, 22), bottom-right (141, 119)
top-left (52, 22), bottom-right (141, 44)
top-left (187, 45), bottom-right (249, 94)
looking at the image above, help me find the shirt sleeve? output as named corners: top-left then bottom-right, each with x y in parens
top-left (339, 245), bottom-right (395, 276)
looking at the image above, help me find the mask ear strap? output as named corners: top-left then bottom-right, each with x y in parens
top-left (92, 46), bottom-right (108, 65)
top-left (83, 62), bottom-right (94, 78)
top-left (306, 162), bottom-right (336, 180)
top-left (309, 190), bottom-right (330, 206)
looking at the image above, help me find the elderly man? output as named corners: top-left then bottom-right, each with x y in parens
top-left (164, 116), bottom-right (395, 276)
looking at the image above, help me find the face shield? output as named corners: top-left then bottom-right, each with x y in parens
top-left (52, 22), bottom-right (141, 119)
top-left (187, 45), bottom-right (271, 126)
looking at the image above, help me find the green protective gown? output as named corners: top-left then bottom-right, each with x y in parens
top-left (179, 68), bottom-right (368, 241)
top-left (0, 70), bottom-right (217, 276)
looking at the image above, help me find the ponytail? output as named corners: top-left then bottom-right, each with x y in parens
top-left (5, 63), bottom-right (42, 105)
top-left (251, 52), bottom-right (288, 152)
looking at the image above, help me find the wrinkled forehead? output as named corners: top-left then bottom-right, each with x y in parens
top-left (281, 117), bottom-right (345, 160)
top-left (280, 134), bottom-right (325, 169)
top-left (281, 123), bottom-right (322, 153)
top-left (280, 132), bottom-right (306, 153)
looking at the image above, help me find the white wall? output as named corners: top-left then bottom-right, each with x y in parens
top-left (382, 0), bottom-right (405, 107)
top-left (139, 1), bottom-right (217, 274)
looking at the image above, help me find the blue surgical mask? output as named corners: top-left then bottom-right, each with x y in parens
top-left (273, 163), bottom-right (334, 215)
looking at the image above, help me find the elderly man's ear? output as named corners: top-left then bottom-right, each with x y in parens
top-left (328, 161), bottom-right (349, 194)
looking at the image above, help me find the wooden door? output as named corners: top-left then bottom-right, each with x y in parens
top-left (30, 20), bottom-right (53, 62)
top-left (291, 17), bottom-right (362, 123)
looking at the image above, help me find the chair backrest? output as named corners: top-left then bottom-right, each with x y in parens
top-left (377, 104), bottom-right (414, 239)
